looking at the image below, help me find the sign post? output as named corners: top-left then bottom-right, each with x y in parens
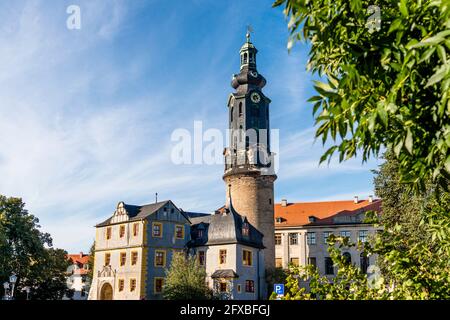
top-left (274, 283), bottom-right (284, 300)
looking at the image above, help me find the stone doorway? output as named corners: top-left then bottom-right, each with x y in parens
top-left (100, 282), bottom-right (113, 300)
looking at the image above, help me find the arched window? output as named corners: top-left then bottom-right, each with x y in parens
top-left (243, 53), bottom-right (248, 64)
top-left (343, 252), bottom-right (351, 265)
top-left (360, 253), bottom-right (369, 273)
top-left (231, 107), bottom-right (234, 122)
top-left (239, 102), bottom-right (243, 116)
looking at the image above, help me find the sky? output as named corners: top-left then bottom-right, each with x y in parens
top-left (0, 0), bottom-right (381, 252)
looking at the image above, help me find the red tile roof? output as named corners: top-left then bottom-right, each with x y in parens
top-left (67, 253), bottom-right (90, 274)
top-left (275, 199), bottom-right (382, 228)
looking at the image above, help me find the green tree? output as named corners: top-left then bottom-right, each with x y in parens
top-left (0, 195), bottom-right (72, 300)
top-left (273, 0), bottom-right (450, 190)
top-left (163, 252), bottom-right (212, 300)
top-left (87, 242), bottom-right (95, 281)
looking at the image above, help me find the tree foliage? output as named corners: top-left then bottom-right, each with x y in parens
top-left (0, 195), bottom-right (72, 300)
top-left (273, 0), bottom-right (450, 190)
top-left (163, 252), bottom-right (213, 300)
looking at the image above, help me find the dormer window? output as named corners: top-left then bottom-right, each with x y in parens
top-left (276, 217), bottom-right (283, 223)
top-left (242, 223), bottom-right (249, 237)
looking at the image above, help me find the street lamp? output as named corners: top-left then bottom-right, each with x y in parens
top-left (9, 273), bottom-right (17, 300)
top-left (23, 286), bottom-right (31, 300)
top-left (3, 282), bottom-right (10, 300)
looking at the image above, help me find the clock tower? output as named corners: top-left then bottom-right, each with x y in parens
top-left (223, 31), bottom-right (276, 272)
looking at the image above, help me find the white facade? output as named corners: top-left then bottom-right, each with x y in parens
top-left (194, 243), bottom-right (265, 300)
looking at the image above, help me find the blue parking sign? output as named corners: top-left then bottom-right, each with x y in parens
top-left (274, 283), bottom-right (284, 296)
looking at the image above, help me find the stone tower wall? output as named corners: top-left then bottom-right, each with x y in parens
top-left (223, 172), bottom-right (276, 271)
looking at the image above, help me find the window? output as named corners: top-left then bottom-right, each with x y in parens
top-left (118, 279), bottom-right (124, 292)
top-left (154, 278), bottom-right (164, 294)
top-left (106, 227), bottom-right (111, 240)
top-left (197, 229), bottom-right (204, 238)
top-left (153, 222), bottom-right (163, 238)
top-left (130, 279), bottom-right (136, 292)
top-left (306, 232), bottom-right (316, 245)
top-left (237, 284), bottom-right (241, 293)
top-left (239, 102), bottom-right (243, 116)
top-left (198, 251), bottom-right (205, 266)
top-left (242, 223), bottom-right (249, 237)
top-left (104, 253), bottom-right (111, 266)
top-left (243, 250), bottom-right (252, 266)
top-left (340, 230), bottom-right (351, 239)
top-left (120, 252), bottom-right (126, 266)
top-left (308, 257), bottom-right (317, 268)
top-left (155, 250), bottom-right (166, 267)
top-left (231, 107), bottom-right (234, 122)
top-left (219, 250), bottom-right (227, 264)
top-left (119, 225), bottom-right (125, 238)
top-left (175, 225), bottom-right (184, 239)
top-left (343, 252), bottom-right (352, 265)
top-left (360, 253), bottom-right (369, 273)
top-left (290, 258), bottom-right (299, 266)
top-left (133, 223), bottom-right (139, 237)
top-left (358, 230), bottom-right (369, 243)
top-left (219, 282), bottom-right (228, 292)
top-left (325, 257), bottom-right (334, 275)
top-left (131, 251), bottom-right (138, 266)
top-left (81, 289), bottom-right (86, 297)
top-left (323, 231), bottom-right (333, 244)
top-left (245, 280), bottom-right (255, 293)
top-left (289, 233), bottom-right (298, 245)
top-left (275, 233), bottom-right (282, 245)
top-left (275, 258), bottom-right (283, 268)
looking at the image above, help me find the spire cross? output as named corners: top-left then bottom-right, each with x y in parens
top-left (246, 25), bottom-right (253, 42)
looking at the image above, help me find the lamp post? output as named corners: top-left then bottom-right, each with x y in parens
top-left (23, 286), bottom-right (31, 300)
top-left (3, 282), bottom-right (10, 300)
top-left (9, 273), bottom-right (17, 300)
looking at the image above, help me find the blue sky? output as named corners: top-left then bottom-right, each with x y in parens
top-left (0, 0), bottom-right (381, 252)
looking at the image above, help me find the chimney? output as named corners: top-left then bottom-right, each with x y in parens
top-left (281, 199), bottom-right (288, 207)
top-left (354, 196), bottom-right (359, 204)
top-left (79, 252), bottom-right (83, 258)
top-left (368, 195), bottom-right (373, 203)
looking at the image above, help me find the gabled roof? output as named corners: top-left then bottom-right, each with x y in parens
top-left (274, 199), bottom-right (382, 228)
top-left (96, 200), bottom-right (187, 227)
top-left (189, 199), bottom-right (264, 249)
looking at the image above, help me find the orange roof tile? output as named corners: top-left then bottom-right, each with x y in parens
top-left (275, 199), bottom-right (382, 227)
top-left (67, 253), bottom-right (90, 265)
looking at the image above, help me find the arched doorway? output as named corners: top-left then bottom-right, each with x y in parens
top-left (100, 283), bottom-right (113, 300)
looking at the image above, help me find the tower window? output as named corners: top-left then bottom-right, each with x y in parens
top-left (239, 102), bottom-right (243, 116)
top-left (231, 107), bottom-right (234, 122)
top-left (243, 52), bottom-right (248, 64)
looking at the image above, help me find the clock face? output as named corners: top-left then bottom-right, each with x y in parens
top-left (250, 92), bottom-right (261, 103)
top-left (250, 71), bottom-right (258, 78)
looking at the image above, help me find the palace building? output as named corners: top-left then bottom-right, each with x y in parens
top-left (88, 32), bottom-right (381, 300)
top-left (274, 197), bottom-right (382, 276)
top-left (89, 32), bottom-right (275, 300)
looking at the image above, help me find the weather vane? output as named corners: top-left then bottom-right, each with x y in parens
top-left (246, 25), bottom-right (254, 41)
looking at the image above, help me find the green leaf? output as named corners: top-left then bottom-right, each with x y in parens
top-left (399, 0), bottom-right (409, 17)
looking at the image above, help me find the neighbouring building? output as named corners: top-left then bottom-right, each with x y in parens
top-left (65, 252), bottom-right (90, 300)
top-left (88, 200), bottom-right (191, 300)
top-left (274, 196), bottom-right (382, 276)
